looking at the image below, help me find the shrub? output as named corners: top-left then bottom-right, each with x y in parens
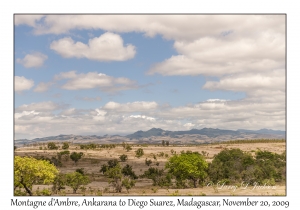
top-left (125, 144), bottom-right (132, 152)
top-left (122, 177), bottom-right (136, 193)
top-left (70, 152), bottom-right (84, 164)
top-left (135, 148), bottom-right (144, 158)
top-left (58, 150), bottom-right (70, 161)
top-left (65, 172), bottom-right (90, 194)
top-left (62, 142), bottom-right (69, 150)
top-left (119, 154), bottom-right (128, 162)
top-left (145, 158), bottom-right (152, 166)
top-left (100, 159), bottom-right (119, 174)
top-left (140, 167), bottom-right (171, 187)
top-left (122, 164), bottom-right (138, 179)
top-left (52, 173), bottom-right (66, 194)
top-left (47, 142), bottom-right (58, 150)
top-left (76, 168), bottom-right (85, 175)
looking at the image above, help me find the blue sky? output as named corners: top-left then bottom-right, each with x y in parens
top-left (14, 15), bottom-right (285, 139)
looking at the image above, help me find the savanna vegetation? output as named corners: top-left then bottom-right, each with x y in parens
top-left (14, 140), bottom-right (286, 196)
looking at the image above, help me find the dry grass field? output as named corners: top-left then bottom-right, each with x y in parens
top-left (14, 141), bottom-right (286, 196)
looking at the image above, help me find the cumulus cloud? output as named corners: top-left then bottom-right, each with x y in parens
top-left (15, 76), bottom-right (34, 92)
top-left (54, 71), bottom-right (138, 92)
top-left (203, 69), bottom-right (285, 101)
top-left (54, 71), bottom-right (77, 80)
top-left (14, 15), bottom-right (286, 139)
top-left (16, 52), bottom-right (48, 68)
top-left (147, 33), bottom-right (284, 76)
top-left (15, 15), bottom-right (284, 41)
top-left (14, 15), bottom-right (45, 27)
top-left (155, 100), bottom-right (285, 131)
top-left (204, 70), bottom-right (285, 91)
top-left (16, 101), bottom-right (68, 112)
top-left (15, 98), bottom-right (285, 139)
top-left (128, 115), bottom-right (156, 121)
top-left (34, 82), bottom-right (53, 92)
top-left (50, 32), bottom-right (136, 61)
top-left (103, 101), bottom-right (158, 112)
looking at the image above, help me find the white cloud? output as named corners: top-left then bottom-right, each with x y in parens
top-left (50, 32), bottom-right (136, 61)
top-left (16, 52), bottom-right (48, 68)
top-left (55, 71), bottom-right (138, 92)
top-left (184, 123), bottom-right (195, 128)
top-left (14, 98), bottom-right (285, 139)
top-left (206, 99), bottom-right (228, 102)
top-left (203, 69), bottom-right (285, 98)
top-left (15, 111), bottom-right (39, 119)
top-left (147, 34), bottom-right (284, 76)
top-left (156, 100), bottom-right (285, 131)
top-left (128, 115), bottom-right (156, 121)
top-left (14, 15), bottom-right (286, 139)
top-left (15, 76), bottom-right (34, 92)
top-left (54, 70), bottom-right (78, 80)
top-left (16, 15), bottom-right (284, 42)
top-left (16, 101), bottom-right (67, 112)
top-left (60, 108), bottom-right (76, 116)
top-left (34, 82), bottom-right (53, 92)
top-left (14, 15), bottom-right (45, 27)
top-left (103, 101), bottom-right (158, 112)
top-left (77, 96), bottom-right (102, 102)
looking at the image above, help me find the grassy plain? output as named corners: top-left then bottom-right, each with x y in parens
top-left (14, 141), bottom-right (286, 196)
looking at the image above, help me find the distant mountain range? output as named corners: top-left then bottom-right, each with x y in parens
top-left (126, 128), bottom-right (285, 139)
top-left (14, 128), bottom-right (285, 147)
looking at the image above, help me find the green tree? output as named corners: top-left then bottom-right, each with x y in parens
top-left (100, 164), bottom-right (108, 174)
top-left (122, 177), bottom-right (136, 193)
top-left (140, 167), bottom-right (171, 187)
top-left (100, 159), bottom-right (119, 174)
top-left (162, 140), bottom-right (165, 146)
top-left (62, 142), bottom-right (69, 150)
top-left (122, 164), bottom-right (138, 179)
top-left (254, 150), bottom-right (286, 183)
top-left (52, 173), bottom-right (66, 194)
top-left (50, 156), bottom-right (62, 167)
top-left (166, 141), bottom-right (170, 146)
top-left (119, 154), bottom-right (128, 162)
top-left (166, 152), bottom-right (208, 188)
top-left (105, 163), bottom-right (136, 193)
top-left (208, 148), bottom-right (255, 184)
top-left (105, 164), bottom-right (123, 192)
top-left (65, 172), bottom-right (90, 194)
top-left (47, 142), bottom-right (58, 150)
top-left (70, 152), bottom-right (84, 164)
top-left (58, 150), bottom-right (70, 161)
top-left (108, 159), bottom-right (119, 168)
top-left (135, 148), bottom-right (144, 158)
top-left (14, 156), bottom-right (59, 196)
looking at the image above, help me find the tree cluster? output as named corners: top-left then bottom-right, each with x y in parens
top-left (208, 148), bottom-right (286, 185)
top-left (80, 143), bottom-right (97, 150)
top-left (100, 160), bottom-right (137, 193)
